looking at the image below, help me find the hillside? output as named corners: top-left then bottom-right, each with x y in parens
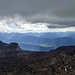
top-left (0, 41), bottom-right (75, 75)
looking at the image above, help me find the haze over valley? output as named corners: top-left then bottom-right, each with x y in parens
top-left (0, 32), bottom-right (75, 51)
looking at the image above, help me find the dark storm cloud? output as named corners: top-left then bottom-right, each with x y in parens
top-left (0, 0), bottom-right (54, 16)
top-left (47, 24), bottom-right (75, 28)
top-left (0, 0), bottom-right (75, 28)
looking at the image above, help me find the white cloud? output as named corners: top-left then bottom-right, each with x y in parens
top-left (0, 15), bottom-right (75, 33)
top-left (48, 27), bottom-right (75, 32)
top-left (0, 16), bottom-right (50, 33)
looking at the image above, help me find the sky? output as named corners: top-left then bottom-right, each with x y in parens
top-left (0, 0), bottom-right (75, 33)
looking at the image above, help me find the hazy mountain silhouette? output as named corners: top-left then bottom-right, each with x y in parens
top-left (0, 32), bottom-right (75, 51)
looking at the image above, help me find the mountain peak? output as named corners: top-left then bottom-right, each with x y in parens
top-left (9, 42), bottom-right (22, 51)
top-left (0, 41), bottom-right (22, 52)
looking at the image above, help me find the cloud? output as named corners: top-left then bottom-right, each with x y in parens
top-left (0, 0), bottom-right (75, 32)
top-left (0, 16), bottom-right (50, 33)
top-left (0, 0), bottom-right (75, 22)
top-left (0, 16), bottom-right (75, 33)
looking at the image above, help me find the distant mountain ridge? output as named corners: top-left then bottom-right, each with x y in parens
top-left (0, 32), bottom-right (75, 51)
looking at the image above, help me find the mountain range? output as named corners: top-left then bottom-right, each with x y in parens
top-left (0, 32), bottom-right (75, 51)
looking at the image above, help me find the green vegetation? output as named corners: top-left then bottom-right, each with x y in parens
top-left (40, 44), bottom-right (50, 47)
top-left (40, 44), bottom-right (53, 47)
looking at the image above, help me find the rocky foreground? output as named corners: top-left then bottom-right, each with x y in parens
top-left (0, 41), bottom-right (75, 75)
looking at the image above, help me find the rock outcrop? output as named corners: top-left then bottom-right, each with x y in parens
top-left (0, 41), bottom-right (21, 52)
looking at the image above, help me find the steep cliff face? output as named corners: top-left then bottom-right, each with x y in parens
top-left (9, 42), bottom-right (22, 51)
top-left (0, 41), bottom-right (21, 52)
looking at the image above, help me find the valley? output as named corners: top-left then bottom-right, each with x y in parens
top-left (0, 32), bottom-right (75, 51)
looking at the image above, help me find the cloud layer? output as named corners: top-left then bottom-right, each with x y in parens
top-left (0, 0), bottom-right (75, 32)
top-left (0, 16), bottom-right (75, 33)
top-left (0, 16), bottom-right (50, 33)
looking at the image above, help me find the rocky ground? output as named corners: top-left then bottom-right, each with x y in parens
top-left (0, 41), bottom-right (75, 75)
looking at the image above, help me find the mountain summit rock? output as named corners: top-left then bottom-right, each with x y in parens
top-left (0, 41), bottom-right (21, 52)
